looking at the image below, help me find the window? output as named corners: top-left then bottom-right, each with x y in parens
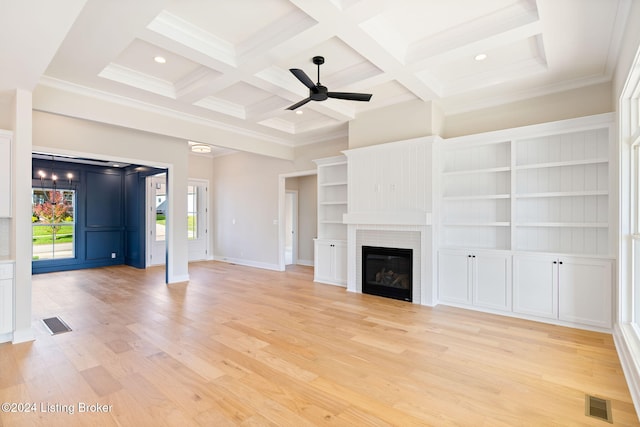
top-left (187, 184), bottom-right (198, 239)
top-left (154, 181), bottom-right (166, 242)
top-left (32, 189), bottom-right (75, 260)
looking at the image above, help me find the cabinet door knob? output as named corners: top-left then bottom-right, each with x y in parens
top-left (472, 255), bottom-right (476, 258)
top-left (559, 261), bottom-right (563, 265)
top-left (553, 261), bottom-right (557, 264)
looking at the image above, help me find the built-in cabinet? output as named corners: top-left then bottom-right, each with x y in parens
top-left (438, 249), bottom-right (511, 311)
top-left (513, 254), bottom-right (612, 328)
top-left (438, 113), bottom-right (614, 330)
top-left (313, 156), bottom-right (348, 286)
top-left (0, 131), bottom-right (12, 218)
top-left (0, 262), bottom-right (13, 340)
top-left (313, 239), bottom-right (347, 286)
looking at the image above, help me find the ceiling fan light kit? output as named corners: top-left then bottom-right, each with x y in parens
top-left (287, 56), bottom-right (372, 110)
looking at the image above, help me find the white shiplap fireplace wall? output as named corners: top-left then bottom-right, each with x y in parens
top-left (343, 136), bottom-right (439, 306)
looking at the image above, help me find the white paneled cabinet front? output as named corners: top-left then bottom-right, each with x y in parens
top-left (438, 250), bottom-right (511, 311)
top-left (0, 132), bottom-right (12, 218)
top-left (513, 254), bottom-right (612, 328)
top-left (558, 257), bottom-right (612, 328)
top-left (314, 239), bottom-right (347, 287)
top-left (346, 138), bottom-right (430, 215)
top-left (513, 254), bottom-right (557, 319)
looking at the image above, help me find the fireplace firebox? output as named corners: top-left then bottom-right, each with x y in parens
top-left (362, 246), bottom-right (413, 302)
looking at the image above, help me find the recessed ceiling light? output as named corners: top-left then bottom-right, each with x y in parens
top-left (475, 53), bottom-right (487, 61)
top-left (295, 110), bottom-right (303, 115)
top-left (191, 144), bottom-right (212, 153)
top-left (154, 56), bottom-right (166, 64)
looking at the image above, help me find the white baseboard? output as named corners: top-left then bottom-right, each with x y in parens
top-left (0, 332), bottom-right (12, 344)
top-left (614, 323), bottom-right (640, 419)
top-left (168, 274), bottom-right (190, 284)
top-left (12, 327), bottom-right (35, 344)
top-left (212, 256), bottom-right (281, 271)
top-left (296, 259), bottom-right (314, 267)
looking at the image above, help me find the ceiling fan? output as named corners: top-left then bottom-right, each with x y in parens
top-left (286, 56), bottom-right (372, 110)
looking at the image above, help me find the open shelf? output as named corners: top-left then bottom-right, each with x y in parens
top-left (440, 120), bottom-right (611, 256)
top-left (315, 156), bottom-right (348, 241)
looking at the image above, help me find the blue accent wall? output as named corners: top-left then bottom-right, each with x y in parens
top-left (32, 158), bottom-right (165, 274)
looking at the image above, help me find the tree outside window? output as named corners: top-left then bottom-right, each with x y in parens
top-left (32, 189), bottom-right (75, 260)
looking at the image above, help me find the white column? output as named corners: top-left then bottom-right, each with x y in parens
top-left (12, 89), bottom-right (35, 343)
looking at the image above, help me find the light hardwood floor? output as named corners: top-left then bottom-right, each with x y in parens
top-left (0, 261), bottom-right (637, 426)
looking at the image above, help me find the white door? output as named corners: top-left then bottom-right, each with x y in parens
top-left (187, 180), bottom-right (208, 261)
top-left (147, 174), bottom-right (167, 266)
top-left (285, 190), bottom-right (298, 265)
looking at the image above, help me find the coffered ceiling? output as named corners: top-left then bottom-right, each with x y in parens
top-left (2, 0), bottom-right (632, 152)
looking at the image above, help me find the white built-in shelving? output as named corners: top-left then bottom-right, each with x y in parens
top-left (440, 119), bottom-right (612, 257)
top-left (316, 156), bottom-right (348, 241)
top-left (438, 114), bottom-right (614, 330)
top-left (513, 127), bottom-right (610, 256)
top-left (313, 156), bottom-right (348, 286)
top-left (440, 140), bottom-right (511, 250)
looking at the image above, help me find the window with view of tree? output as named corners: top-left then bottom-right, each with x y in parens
top-left (32, 189), bottom-right (75, 260)
top-left (187, 184), bottom-right (198, 240)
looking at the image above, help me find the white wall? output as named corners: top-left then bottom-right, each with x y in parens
top-left (297, 175), bottom-right (317, 265)
top-left (348, 100), bottom-right (440, 148)
top-left (293, 137), bottom-right (348, 170)
top-left (443, 82), bottom-right (614, 138)
top-left (211, 151), bottom-right (296, 269)
top-left (32, 111), bottom-right (190, 283)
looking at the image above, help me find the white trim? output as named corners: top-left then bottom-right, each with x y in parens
top-left (212, 255), bottom-right (280, 272)
top-left (11, 327), bottom-right (35, 344)
top-left (278, 169), bottom-right (317, 271)
top-left (615, 28), bottom-right (640, 418)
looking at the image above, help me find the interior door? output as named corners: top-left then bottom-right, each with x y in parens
top-left (147, 174), bottom-right (166, 266)
top-left (285, 190), bottom-right (298, 265)
top-left (187, 180), bottom-right (208, 261)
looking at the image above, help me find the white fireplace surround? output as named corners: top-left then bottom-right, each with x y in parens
top-left (342, 136), bottom-right (437, 306)
top-left (346, 224), bottom-right (435, 306)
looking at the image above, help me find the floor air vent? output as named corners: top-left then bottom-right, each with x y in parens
top-left (585, 394), bottom-right (612, 423)
top-left (42, 317), bottom-right (72, 335)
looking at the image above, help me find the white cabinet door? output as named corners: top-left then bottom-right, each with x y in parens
top-left (513, 254), bottom-right (557, 319)
top-left (474, 252), bottom-right (511, 311)
top-left (558, 257), bottom-right (612, 328)
top-left (438, 250), bottom-right (471, 304)
top-left (314, 239), bottom-right (346, 286)
top-left (333, 241), bottom-right (347, 285)
top-left (0, 135), bottom-right (11, 218)
top-left (314, 240), bottom-right (334, 283)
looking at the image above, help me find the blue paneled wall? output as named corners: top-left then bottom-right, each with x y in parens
top-left (32, 158), bottom-right (164, 274)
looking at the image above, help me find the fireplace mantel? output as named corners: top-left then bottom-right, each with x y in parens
top-left (343, 211), bottom-right (432, 226)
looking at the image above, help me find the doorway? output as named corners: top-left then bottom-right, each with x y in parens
top-left (147, 173), bottom-right (166, 266)
top-left (278, 170), bottom-right (317, 271)
top-left (187, 179), bottom-right (209, 261)
top-left (285, 190), bottom-right (298, 265)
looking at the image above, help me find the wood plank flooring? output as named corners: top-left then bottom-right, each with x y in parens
top-left (0, 261), bottom-right (637, 426)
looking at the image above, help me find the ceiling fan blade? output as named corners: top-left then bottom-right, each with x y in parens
top-left (327, 92), bottom-right (372, 102)
top-left (289, 69), bottom-right (318, 92)
top-left (286, 97), bottom-right (312, 110)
